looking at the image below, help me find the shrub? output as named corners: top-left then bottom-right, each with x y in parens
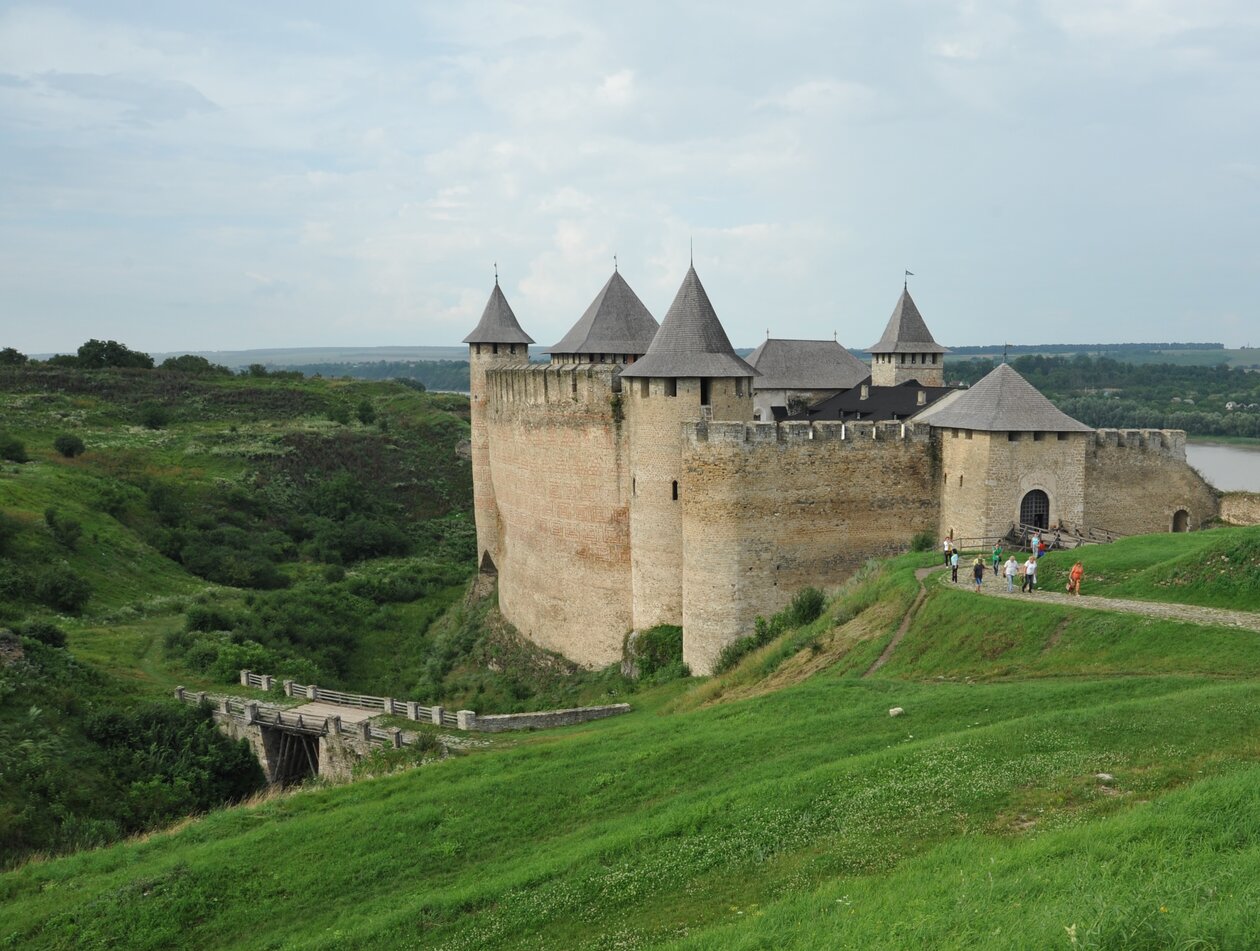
top-left (19, 620), bottom-right (67, 648)
top-left (356, 399), bottom-right (376, 425)
top-left (138, 402), bottom-right (171, 430)
top-left (53, 434), bottom-right (86, 458)
top-left (713, 586), bottom-right (828, 674)
top-left (627, 624), bottom-right (685, 680)
top-left (910, 530), bottom-right (936, 552)
top-left (185, 604), bottom-right (236, 633)
top-left (0, 433), bottom-right (28, 463)
top-left (322, 563), bottom-right (346, 583)
top-left (0, 346), bottom-right (28, 366)
top-left (327, 405), bottom-right (352, 425)
top-left (32, 565), bottom-right (92, 613)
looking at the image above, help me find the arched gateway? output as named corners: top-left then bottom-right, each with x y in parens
top-left (1020, 489), bottom-right (1050, 530)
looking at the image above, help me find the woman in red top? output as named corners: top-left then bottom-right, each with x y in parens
top-left (1067, 561), bottom-right (1084, 596)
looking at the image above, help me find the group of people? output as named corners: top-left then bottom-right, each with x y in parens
top-left (942, 535), bottom-right (1084, 596)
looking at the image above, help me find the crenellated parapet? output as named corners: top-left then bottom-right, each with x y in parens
top-left (1090, 428), bottom-right (1187, 458)
top-left (485, 362), bottom-right (623, 410)
top-left (683, 418), bottom-right (933, 447)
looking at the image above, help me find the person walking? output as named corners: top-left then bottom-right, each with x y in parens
top-left (1022, 555), bottom-right (1038, 593)
top-left (991, 543), bottom-right (1002, 577)
top-left (1067, 560), bottom-right (1084, 596)
top-left (943, 537), bottom-right (953, 566)
top-left (1004, 555), bottom-right (1019, 593)
top-left (972, 555), bottom-right (985, 591)
top-left (950, 549), bottom-right (960, 583)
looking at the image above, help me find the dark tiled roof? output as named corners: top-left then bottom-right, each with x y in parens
top-left (620, 267), bottom-right (758, 379)
top-left (918, 363), bottom-right (1093, 432)
top-left (868, 288), bottom-right (947, 354)
top-left (789, 376), bottom-right (958, 422)
top-left (746, 338), bottom-right (869, 390)
top-left (546, 270), bottom-right (659, 356)
top-left (462, 284), bottom-right (535, 345)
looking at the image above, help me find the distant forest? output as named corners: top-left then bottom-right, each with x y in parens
top-left (951, 354), bottom-right (1260, 438)
top-left (945, 342), bottom-right (1224, 355)
top-left (289, 360), bottom-right (472, 392)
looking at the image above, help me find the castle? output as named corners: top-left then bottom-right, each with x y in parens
top-left (464, 266), bottom-right (1218, 674)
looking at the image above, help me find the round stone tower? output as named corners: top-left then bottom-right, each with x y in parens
top-left (620, 266), bottom-right (757, 642)
top-left (462, 278), bottom-right (534, 574)
top-left (868, 286), bottom-right (947, 387)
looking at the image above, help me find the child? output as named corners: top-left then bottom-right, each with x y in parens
top-left (972, 555), bottom-right (985, 591)
top-left (1067, 560), bottom-right (1084, 596)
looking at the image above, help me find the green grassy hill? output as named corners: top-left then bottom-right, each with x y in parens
top-left (5, 530), bottom-right (1260, 949)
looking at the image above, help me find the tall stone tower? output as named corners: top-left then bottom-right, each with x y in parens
top-left (868, 287), bottom-right (947, 387)
top-left (462, 279), bottom-right (534, 574)
top-left (620, 267), bottom-right (757, 648)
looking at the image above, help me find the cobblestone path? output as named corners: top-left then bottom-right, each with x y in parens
top-left (942, 572), bottom-right (1260, 632)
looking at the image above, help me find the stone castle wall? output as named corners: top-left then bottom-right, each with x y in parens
top-left (484, 363), bottom-right (633, 666)
top-left (679, 419), bottom-right (939, 673)
top-left (1084, 429), bottom-right (1218, 533)
top-left (1220, 492), bottom-right (1260, 526)
top-left (625, 377), bottom-right (752, 631)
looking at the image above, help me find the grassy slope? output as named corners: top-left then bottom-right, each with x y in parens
top-left (5, 532), bottom-right (1260, 949)
top-left (1030, 527), bottom-right (1260, 612)
top-left (0, 373), bottom-right (472, 696)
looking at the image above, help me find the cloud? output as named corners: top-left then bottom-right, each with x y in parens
top-left (37, 71), bottom-right (218, 124)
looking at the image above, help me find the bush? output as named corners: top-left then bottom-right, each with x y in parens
top-left (910, 530), bottom-right (936, 552)
top-left (53, 434), bottom-right (86, 458)
top-left (138, 402), bottom-right (171, 430)
top-left (356, 399), bottom-right (376, 425)
top-left (32, 565), bottom-right (92, 613)
top-left (0, 346), bottom-right (27, 366)
top-left (627, 624), bottom-right (685, 680)
top-left (19, 620), bottom-right (67, 648)
top-left (0, 433), bottom-right (28, 463)
top-left (185, 604), bottom-right (236, 633)
top-left (327, 405), bottom-right (352, 425)
top-left (76, 339), bottom-right (154, 370)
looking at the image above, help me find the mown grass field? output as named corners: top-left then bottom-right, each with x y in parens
top-left (4, 530), bottom-right (1260, 950)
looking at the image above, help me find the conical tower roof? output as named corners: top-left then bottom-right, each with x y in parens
top-left (868, 288), bottom-right (947, 354)
top-left (462, 283), bottom-right (534, 345)
top-left (922, 363), bottom-right (1092, 432)
top-left (546, 270), bottom-right (659, 356)
top-left (620, 267), bottom-right (757, 378)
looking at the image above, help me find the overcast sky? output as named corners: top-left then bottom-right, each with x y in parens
top-left (2, 1), bottom-right (1258, 354)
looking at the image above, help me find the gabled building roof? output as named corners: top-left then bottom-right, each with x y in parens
top-left (546, 270), bottom-right (659, 356)
top-left (868, 288), bottom-right (947, 354)
top-left (918, 363), bottom-right (1093, 432)
top-left (789, 376), bottom-right (958, 423)
top-left (746, 338), bottom-right (869, 390)
top-left (462, 283), bottom-right (535, 345)
top-left (620, 267), bottom-right (758, 379)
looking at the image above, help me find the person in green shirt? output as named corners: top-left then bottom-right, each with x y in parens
top-left (991, 544), bottom-right (1002, 577)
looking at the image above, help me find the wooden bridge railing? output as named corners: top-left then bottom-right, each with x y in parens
top-left (267, 674), bottom-right (464, 728)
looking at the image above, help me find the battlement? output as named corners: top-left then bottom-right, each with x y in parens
top-left (1090, 428), bottom-right (1186, 456)
top-left (485, 362), bottom-right (621, 408)
top-left (683, 419), bottom-right (933, 447)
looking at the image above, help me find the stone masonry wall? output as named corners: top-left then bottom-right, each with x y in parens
top-left (626, 377), bottom-right (753, 631)
top-left (939, 429), bottom-right (1088, 539)
top-left (680, 419), bottom-right (939, 674)
top-left (1083, 429), bottom-right (1218, 533)
top-left (485, 363), bottom-right (633, 667)
top-left (1221, 492), bottom-right (1260, 526)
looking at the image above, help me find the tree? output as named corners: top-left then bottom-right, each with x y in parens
top-left (53, 434), bottom-right (86, 458)
top-left (160, 354), bottom-right (230, 375)
top-left (138, 402), bottom-right (171, 430)
top-left (356, 399), bottom-right (377, 425)
top-left (76, 339), bottom-right (154, 370)
top-left (0, 347), bottom-right (27, 366)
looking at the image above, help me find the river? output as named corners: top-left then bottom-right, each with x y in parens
top-left (1185, 442), bottom-right (1260, 492)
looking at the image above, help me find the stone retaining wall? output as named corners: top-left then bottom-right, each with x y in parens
top-left (1221, 492), bottom-right (1260, 526)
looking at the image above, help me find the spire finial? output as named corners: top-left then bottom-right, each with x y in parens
top-left (834, 330), bottom-right (838, 342)
top-left (904, 268), bottom-right (914, 290)
top-left (766, 327), bottom-right (770, 340)
top-left (494, 261), bottom-right (499, 286)
top-left (613, 253), bottom-right (618, 273)
top-left (690, 236), bottom-right (693, 268)
top-left (1004, 342), bottom-right (1010, 364)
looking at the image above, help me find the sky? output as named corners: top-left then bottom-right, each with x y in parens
top-left (1, 1), bottom-right (1258, 354)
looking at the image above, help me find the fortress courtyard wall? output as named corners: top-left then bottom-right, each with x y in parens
top-left (679, 419), bottom-right (939, 674)
top-left (1083, 429), bottom-right (1218, 534)
top-left (484, 363), bottom-right (633, 667)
